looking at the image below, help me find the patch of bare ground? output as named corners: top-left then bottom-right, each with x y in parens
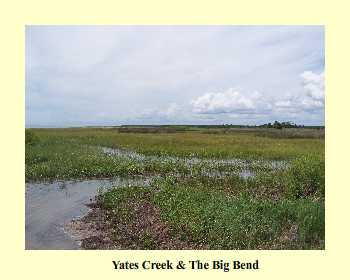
top-left (65, 198), bottom-right (207, 250)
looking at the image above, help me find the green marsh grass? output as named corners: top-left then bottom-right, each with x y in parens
top-left (26, 127), bottom-right (325, 249)
top-left (29, 127), bottom-right (324, 160)
top-left (98, 172), bottom-right (324, 249)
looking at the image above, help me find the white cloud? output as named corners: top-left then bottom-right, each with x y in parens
top-left (191, 88), bottom-right (268, 114)
top-left (275, 71), bottom-right (324, 112)
top-left (301, 71), bottom-right (324, 100)
top-left (192, 70), bottom-right (324, 117)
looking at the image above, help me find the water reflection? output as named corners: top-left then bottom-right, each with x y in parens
top-left (25, 177), bottom-right (149, 250)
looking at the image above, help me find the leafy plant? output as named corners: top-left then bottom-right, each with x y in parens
top-left (284, 155), bottom-right (325, 199)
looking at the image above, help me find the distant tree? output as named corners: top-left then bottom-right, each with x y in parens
top-left (273, 121), bottom-right (283, 129)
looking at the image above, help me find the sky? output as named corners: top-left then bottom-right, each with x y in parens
top-left (25, 25), bottom-right (325, 127)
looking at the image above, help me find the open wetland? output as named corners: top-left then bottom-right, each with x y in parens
top-left (25, 127), bottom-right (325, 250)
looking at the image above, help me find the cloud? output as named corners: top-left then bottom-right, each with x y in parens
top-left (192, 70), bottom-right (324, 118)
top-left (26, 25), bottom-right (324, 127)
top-left (275, 71), bottom-right (324, 113)
top-left (301, 71), bottom-right (324, 101)
top-left (191, 88), bottom-right (268, 114)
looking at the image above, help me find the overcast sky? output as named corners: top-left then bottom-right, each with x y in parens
top-left (26, 25), bottom-right (324, 127)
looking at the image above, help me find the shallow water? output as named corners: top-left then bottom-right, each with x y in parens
top-left (25, 177), bottom-right (149, 250)
top-left (101, 146), bottom-right (287, 172)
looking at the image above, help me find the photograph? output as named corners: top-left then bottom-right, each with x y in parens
top-left (25, 25), bottom-right (325, 250)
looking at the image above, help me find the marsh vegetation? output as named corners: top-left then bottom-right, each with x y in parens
top-left (25, 126), bottom-right (325, 249)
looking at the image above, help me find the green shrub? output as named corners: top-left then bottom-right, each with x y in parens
top-left (98, 186), bottom-right (150, 210)
top-left (285, 155), bottom-right (325, 199)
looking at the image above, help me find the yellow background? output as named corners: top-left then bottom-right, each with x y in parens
top-left (1, 0), bottom-right (348, 279)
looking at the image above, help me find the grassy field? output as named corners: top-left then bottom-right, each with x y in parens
top-left (26, 127), bottom-right (325, 249)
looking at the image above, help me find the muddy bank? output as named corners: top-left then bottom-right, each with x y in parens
top-left (66, 195), bottom-right (207, 250)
